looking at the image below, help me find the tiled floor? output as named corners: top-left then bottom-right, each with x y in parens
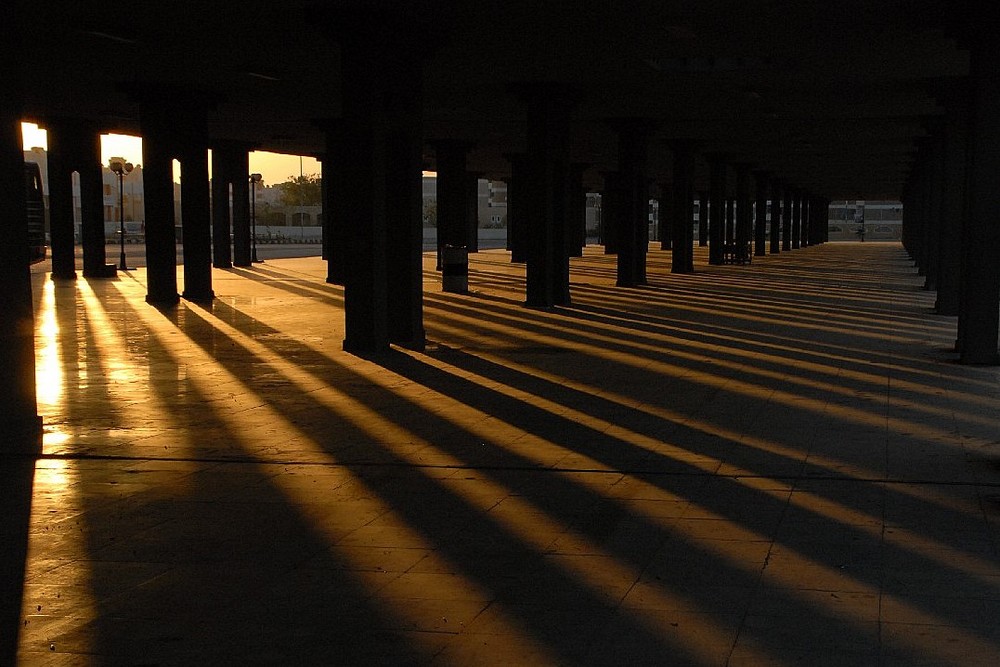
top-left (8, 242), bottom-right (1000, 665)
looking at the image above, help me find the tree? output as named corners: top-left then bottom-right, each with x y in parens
top-left (275, 174), bottom-right (322, 207)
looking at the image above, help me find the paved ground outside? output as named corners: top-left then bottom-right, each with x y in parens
top-left (10, 242), bottom-right (1000, 665)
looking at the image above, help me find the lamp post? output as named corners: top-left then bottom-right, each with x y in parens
top-left (109, 157), bottom-right (134, 270)
top-left (250, 173), bottom-right (263, 263)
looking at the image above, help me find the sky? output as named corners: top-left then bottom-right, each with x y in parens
top-left (21, 122), bottom-right (320, 186)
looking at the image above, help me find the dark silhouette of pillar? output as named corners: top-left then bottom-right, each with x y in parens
top-left (0, 62), bottom-right (42, 454)
top-left (466, 172), bottom-right (481, 254)
top-left (753, 171), bottom-right (769, 256)
top-left (323, 123), bottom-right (347, 284)
top-left (601, 171), bottom-right (620, 254)
top-left (697, 191), bottom-right (708, 247)
top-left (44, 121), bottom-right (78, 280)
top-left (139, 99), bottom-right (180, 305)
top-left (659, 180), bottom-right (673, 251)
top-left (518, 84), bottom-right (574, 306)
top-left (178, 123), bottom-right (214, 302)
top-left (790, 189), bottom-right (801, 249)
top-left (329, 9), bottom-right (428, 352)
top-left (958, 37), bottom-right (1000, 364)
top-left (70, 125), bottom-right (114, 278)
top-left (611, 119), bottom-right (654, 287)
top-left (232, 151), bottom-right (251, 268)
top-left (211, 142), bottom-right (249, 269)
top-left (708, 156), bottom-right (727, 265)
top-left (671, 141), bottom-right (696, 273)
top-left (735, 163), bottom-right (752, 263)
top-left (567, 163), bottom-right (588, 257)
top-left (505, 154), bottom-right (528, 263)
top-left (724, 198), bottom-right (735, 247)
top-left (434, 140), bottom-right (472, 267)
top-left (936, 92), bottom-right (970, 316)
top-left (782, 187), bottom-right (793, 251)
top-left (770, 181), bottom-right (782, 254)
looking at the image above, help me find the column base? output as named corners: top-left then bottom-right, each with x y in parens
top-left (0, 416), bottom-right (43, 456)
top-left (182, 290), bottom-right (215, 303)
top-left (83, 264), bottom-right (118, 278)
top-left (146, 292), bottom-right (180, 306)
top-left (50, 271), bottom-right (77, 282)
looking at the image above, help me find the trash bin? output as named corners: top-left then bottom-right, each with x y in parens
top-left (441, 245), bottom-right (468, 293)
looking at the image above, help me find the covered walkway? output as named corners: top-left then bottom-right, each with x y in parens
top-left (11, 242), bottom-right (1000, 665)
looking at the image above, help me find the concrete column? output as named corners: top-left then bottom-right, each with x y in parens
top-left (708, 156), bottom-right (727, 265)
top-left (44, 122), bottom-right (78, 280)
top-left (958, 40), bottom-right (1000, 364)
top-left (659, 180), bottom-right (673, 251)
top-left (724, 198), bottom-right (735, 247)
top-left (334, 13), bottom-right (428, 351)
top-left (770, 181), bottom-right (782, 254)
top-left (519, 85), bottom-right (574, 305)
top-left (753, 171), bottom-right (769, 256)
top-left (936, 95), bottom-right (970, 316)
top-left (0, 69), bottom-right (42, 453)
top-left (139, 102), bottom-right (180, 305)
top-left (71, 126), bottom-right (114, 277)
top-left (567, 163), bottom-right (588, 257)
top-left (505, 154), bottom-right (528, 263)
top-left (178, 131), bottom-right (214, 302)
top-left (211, 142), bottom-right (249, 269)
top-left (697, 191), bottom-right (708, 247)
top-left (323, 123), bottom-right (347, 283)
top-left (231, 150), bottom-right (251, 268)
top-left (434, 139), bottom-right (472, 265)
top-left (466, 172), bottom-right (482, 254)
top-left (601, 171), bottom-right (620, 254)
top-left (671, 141), bottom-right (696, 273)
top-left (383, 48), bottom-right (425, 349)
top-left (790, 189), bottom-right (801, 249)
top-left (782, 187), bottom-right (793, 251)
top-left (611, 120), bottom-right (654, 287)
top-left (735, 163), bottom-right (752, 263)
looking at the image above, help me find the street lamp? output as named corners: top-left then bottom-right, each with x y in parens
top-left (109, 157), bottom-right (134, 270)
top-left (250, 172), bottom-right (263, 263)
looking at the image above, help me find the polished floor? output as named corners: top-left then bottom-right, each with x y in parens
top-left (11, 242), bottom-right (1000, 665)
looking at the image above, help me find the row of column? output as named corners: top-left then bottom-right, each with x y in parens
top-left (903, 44), bottom-right (1000, 364)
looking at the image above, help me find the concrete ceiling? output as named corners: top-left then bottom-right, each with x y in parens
top-left (17, 1), bottom-right (971, 199)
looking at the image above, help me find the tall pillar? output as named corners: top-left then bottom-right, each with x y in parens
top-left (708, 156), bottom-right (727, 265)
top-left (323, 123), bottom-right (347, 283)
top-left (782, 187), bottom-right (793, 251)
top-left (724, 198), bottom-right (735, 247)
top-left (72, 126), bottom-right (114, 277)
top-left (466, 172), bottom-right (482, 254)
top-left (211, 142), bottom-right (249, 269)
top-left (611, 120), bottom-right (654, 287)
top-left (519, 84), bottom-right (574, 306)
top-left (958, 38), bottom-right (1000, 364)
top-left (139, 100), bottom-right (180, 305)
top-left (659, 180), bottom-right (673, 250)
top-left (434, 140), bottom-right (472, 265)
top-left (505, 154), bottom-right (528, 263)
top-left (735, 163), bottom-right (752, 263)
top-left (936, 93), bottom-right (970, 316)
top-left (671, 140), bottom-right (696, 273)
top-left (770, 181), bottom-right (782, 254)
top-left (232, 150), bottom-right (251, 268)
top-left (567, 163), bottom-right (588, 257)
top-left (44, 122), bottom-right (78, 280)
top-left (601, 171), bottom-right (620, 254)
top-left (383, 48), bottom-right (425, 349)
top-left (178, 127), bottom-right (214, 302)
top-left (0, 61), bottom-right (42, 453)
top-left (790, 189), bottom-right (801, 249)
top-left (329, 10), bottom-right (428, 351)
top-left (753, 170), bottom-right (769, 256)
top-left (697, 190), bottom-right (708, 247)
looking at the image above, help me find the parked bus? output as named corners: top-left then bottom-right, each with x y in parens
top-left (25, 161), bottom-right (46, 263)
